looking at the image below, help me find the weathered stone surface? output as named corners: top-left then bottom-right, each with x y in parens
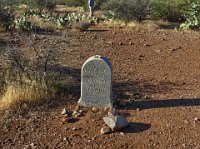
top-left (78, 55), bottom-right (113, 107)
top-left (103, 115), bottom-right (129, 131)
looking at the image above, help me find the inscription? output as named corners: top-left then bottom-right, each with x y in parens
top-left (78, 56), bottom-right (113, 107)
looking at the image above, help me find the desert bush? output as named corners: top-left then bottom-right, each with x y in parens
top-left (0, 7), bottom-right (16, 30)
top-left (21, 0), bottom-right (65, 10)
top-left (0, 32), bottom-right (66, 110)
top-left (15, 9), bottom-right (52, 31)
top-left (102, 0), bottom-right (150, 23)
top-left (180, 2), bottom-right (200, 30)
top-left (64, 0), bottom-right (86, 7)
top-left (95, 0), bottom-right (106, 9)
top-left (151, 0), bottom-right (185, 22)
top-left (57, 12), bottom-right (99, 27)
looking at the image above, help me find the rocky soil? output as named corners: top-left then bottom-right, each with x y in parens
top-left (0, 26), bottom-right (200, 148)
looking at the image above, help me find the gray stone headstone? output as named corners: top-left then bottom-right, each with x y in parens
top-left (78, 55), bottom-right (113, 107)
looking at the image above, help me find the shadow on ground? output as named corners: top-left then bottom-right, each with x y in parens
top-left (156, 22), bottom-right (181, 29)
top-left (113, 80), bottom-right (187, 100)
top-left (119, 122), bottom-right (151, 133)
top-left (56, 75), bottom-right (200, 110)
top-left (113, 80), bottom-right (200, 110)
top-left (124, 98), bottom-right (200, 110)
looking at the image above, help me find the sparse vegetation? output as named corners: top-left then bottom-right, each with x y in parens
top-left (0, 7), bottom-right (16, 30)
top-left (150, 0), bottom-right (185, 22)
top-left (0, 32), bottom-right (66, 111)
top-left (102, 0), bottom-right (150, 23)
top-left (180, 2), bottom-right (200, 30)
top-left (0, 69), bottom-right (53, 110)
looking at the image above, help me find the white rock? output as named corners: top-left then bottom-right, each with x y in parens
top-left (61, 108), bottom-right (67, 115)
top-left (100, 127), bottom-right (112, 135)
top-left (103, 115), bottom-right (129, 131)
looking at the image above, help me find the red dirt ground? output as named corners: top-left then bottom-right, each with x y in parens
top-left (1, 26), bottom-right (200, 148)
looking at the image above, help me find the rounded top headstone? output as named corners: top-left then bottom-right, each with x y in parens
top-left (78, 55), bottom-right (113, 107)
top-left (83, 55), bottom-right (112, 71)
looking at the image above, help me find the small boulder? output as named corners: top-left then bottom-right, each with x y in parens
top-left (74, 21), bottom-right (91, 31)
top-left (103, 115), bottom-right (129, 131)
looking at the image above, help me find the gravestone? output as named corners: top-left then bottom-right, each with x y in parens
top-left (78, 55), bottom-right (113, 107)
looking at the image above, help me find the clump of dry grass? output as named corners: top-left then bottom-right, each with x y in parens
top-left (97, 19), bottom-right (160, 30)
top-left (0, 70), bottom-right (55, 110)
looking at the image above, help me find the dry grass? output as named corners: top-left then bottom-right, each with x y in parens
top-left (97, 20), bottom-right (130, 28)
top-left (54, 5), bottom-right (83, 13)
top-left (0, 71), bottom-right (55, 110)
top-left (97, 19), bottom-right (160, 31)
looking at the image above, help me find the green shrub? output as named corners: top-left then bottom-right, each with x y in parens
top-left (95, 0), bottom-right (106, 9)
top-left (102, 0), bottom-right (150, 23)
top-left (64, 0), bottom-right (86, 7)
top-left (0, 7), bottom-right (16, 30)
top-left (180, 2), bottom-right (200, 30)
top-left (151, 0), bottom-right (185, 22)
top-left (21, 0), bottom-right (61, 10)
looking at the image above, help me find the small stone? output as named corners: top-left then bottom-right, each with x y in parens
top-left (63, 114), bottom-right (69, 117)
top-left (155, 49), bottom-right (161, 53)
top-left (91, 107), bottom-right (99, 113)
top-left (63, 137), bottom-right (67, 141)
top-left (194, 117), bottom-right (199, 122)
top-left (144, 95), bottom-right (151, 99)
top-left (72, 127), bottom-right (77, 131)
top-left (119, 132), bottom-right (125, 136)
top-left (129, 41), bottom-right (133, 45)
top-left (144, 43), bottom-right (151, 47)
top-left (103, 115), bottom-right (129, 131)
top-left (72, 110), bottom-right (78, 116)
top-left (74, 112), bottom-right (82, 118)
top-left (136, 108), bottom-right (140, 111)
top-left (61, 108), bottom-right (71, 115)
top-left (119, 42), bottom-right (123, 45)
top-left (182, 143), bottom-right (186, 147)
top-left (171, 48), bottom-right (176, 51)
top-left (61, 108), bottom-right (67, 115)
top-left (107, 41), bottom-right (113, 45)
top-left (30, 143), bottom-right (37, 148)
top-left (103, 107), bottom-right (110, 112)
top-left (100, 127), bottom-right (112, 135)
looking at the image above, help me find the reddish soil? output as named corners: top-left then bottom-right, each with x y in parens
top-left (1, 27), bottom-right (200, 148)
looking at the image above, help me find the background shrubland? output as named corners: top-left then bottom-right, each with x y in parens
top-left (1, 0), bottom-right (200, 30)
